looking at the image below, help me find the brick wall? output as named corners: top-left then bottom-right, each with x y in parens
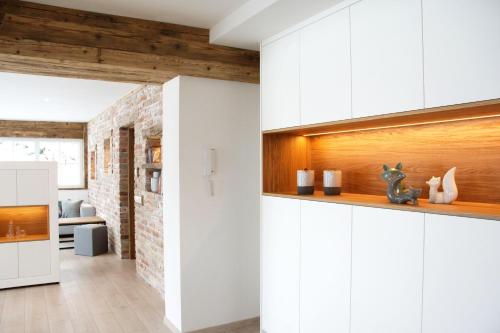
top-left (87, 85), bottom-right (164, 295)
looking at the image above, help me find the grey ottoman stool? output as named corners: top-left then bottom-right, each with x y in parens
top-left (74, 224), bottom-right (108, 256)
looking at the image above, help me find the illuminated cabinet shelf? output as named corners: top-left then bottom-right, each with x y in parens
top-left (0, 162), bottom-right (59, 289)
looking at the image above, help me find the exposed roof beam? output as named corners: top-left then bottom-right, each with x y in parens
top-left (0, 0), bottom-right (259, 84)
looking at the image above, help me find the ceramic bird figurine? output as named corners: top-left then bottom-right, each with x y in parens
top-left (426, 167), bottom-right (458, 204)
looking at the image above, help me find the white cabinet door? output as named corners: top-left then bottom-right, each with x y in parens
top-left (351, 206), bottom-right (424, 333)
top-left (261, 32), bottom-right (300, 131)
top-left (0, 169), bottom-right (17, 206)
top-left (351, 0), bottom-right (424, 118)
top-left (300, 8), bottom-right (351, 125)
top-left (422, 214), bottom-right (500, 333)
top-left (17, 169), bottom-right (49, 205)
top-left (0, 243), bottom-right (18, 280)
top-left (18, 240), bottom-right (51, 278)
top-left (300, 201), bottom-right (351, 333)
top-left (423, 0), bottom-right (500, 107)
top-left (261, 196), bottom-right (300, 333)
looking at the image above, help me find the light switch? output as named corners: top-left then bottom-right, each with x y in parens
top-left (134, 195), bottom-right (143, 205)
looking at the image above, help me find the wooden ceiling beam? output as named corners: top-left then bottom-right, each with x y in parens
top-left (0, 0), bottom-right (260, 84)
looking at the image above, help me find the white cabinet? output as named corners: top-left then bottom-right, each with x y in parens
top-left (300, 8), bottom-right (351, 125)
top-left (351, 0), bottom-right (424, 118)
top-left (0, 170), bottom-right (17, 206)
top-left (17, 169), bottom-right (49, 205)
top-left (300, 201), bottom-right (351, 333)
top-left (0, 243), bottom-right (18, 280)
top-left (261, 32), bottom-right (300, 131)
top-left (422, 214), bottom-right (500, 333)
top-left (351, 206), bottom-right (424, 333)
top-left (18, 240), bottom-right (51, 278)
top-left (261, 196), bottom-right (300, 333)
top-left (423, 0), bottom-right (500, 108)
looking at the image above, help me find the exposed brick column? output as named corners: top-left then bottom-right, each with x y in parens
top-left (118, 127), bottom-right (131, 259)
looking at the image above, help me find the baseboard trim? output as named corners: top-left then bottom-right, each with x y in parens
top-left (163, 317), bottom-right (182, 333)
top-left (163, 316), bottom-right (260, 333)
top-left (189, 317), bottom-right (260, 333)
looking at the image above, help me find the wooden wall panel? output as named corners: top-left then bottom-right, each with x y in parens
top-left (310, 117), bottom-right (500, 203)
top-left (0, 120), bottom-right (86, 138)
top-left (263, 134), bottom-right (311, 193)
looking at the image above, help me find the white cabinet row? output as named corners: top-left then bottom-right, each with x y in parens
top-left (261, 0), bottom-right (500, 130)
top-left (261, 196), bottom-right (500, 333)
top-left (0, 169), bottom-right (50, 206)
top-left (0, 241), bottom-right (51, 280)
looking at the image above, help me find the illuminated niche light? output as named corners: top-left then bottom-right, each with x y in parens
top-left (303, 114), bottom-right (500, 137)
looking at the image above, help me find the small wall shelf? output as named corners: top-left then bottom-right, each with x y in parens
top-left (142, 163), bottom-right (162, 170)
top-left (144, 134), bottom-right (162, 194)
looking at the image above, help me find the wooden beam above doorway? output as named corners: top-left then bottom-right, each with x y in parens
top-left (0, 0), bottom-right (260, 84)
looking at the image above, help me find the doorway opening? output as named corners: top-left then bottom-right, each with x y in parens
top-left (127, 127), bottom-right (136, 260)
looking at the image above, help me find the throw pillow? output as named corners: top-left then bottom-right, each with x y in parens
top-left (58, 201), bottom-right (62, 218)
top-left (61, 200), bottom-right (83, 218)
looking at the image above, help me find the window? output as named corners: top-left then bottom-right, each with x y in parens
top-left (0, 137), bottom-right (84, 188)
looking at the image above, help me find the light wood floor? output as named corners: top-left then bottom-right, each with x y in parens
top-left (0, 251), bottom-right (259, 333)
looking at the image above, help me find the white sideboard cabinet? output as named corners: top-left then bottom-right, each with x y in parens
top-left (423, 0), bottom-right (500, 108)
top-left (261, 32), bottom-right (300, 131)
top-left (350, 0), bottom-right (424, 118)
top-left (0, 169), bottom-right (17, 206)
top-left (350, 206), bottom-right (424, 333)
top-left (422, 214), bottom-right (500, 333)
top-left (300, 200), bottom-right (351, 333)
top-left (17, 169), bottom-right (50, 205)
top-left (300, 8), bottom-right (351, 125)
top-left (0, 162), bottom-right (59, 289)
top-left (261, 195), bottom-right (500, 333)
top-left (261, 196), bottom-right (300, 333)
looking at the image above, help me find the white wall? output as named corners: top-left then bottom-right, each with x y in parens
top-left (163, 76), bottom-right (260, 332)
top-left (58, 189), bottom-right (89, 202)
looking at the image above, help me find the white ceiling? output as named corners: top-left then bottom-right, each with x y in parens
top-left (211, 0), bottom-right (347, 50)
top-left (0, 73), bottom-right (139, 122)
top-left (29, 0), bottom-right (250, 29)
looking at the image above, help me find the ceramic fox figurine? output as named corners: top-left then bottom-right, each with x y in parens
top-left (426, 167), bottom-right (458, 204)
top-left (381, 162), bottom-right (422, 205)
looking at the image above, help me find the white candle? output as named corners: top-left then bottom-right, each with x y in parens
top-left (323, 170), bottom-right (342, 188)
top-left (297, 170), bottom-right (315, 187)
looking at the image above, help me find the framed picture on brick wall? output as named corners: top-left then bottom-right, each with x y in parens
top-left (90, 147), bottom-right (96, 180)
top-left (104, 137), bottom-right (112, 175)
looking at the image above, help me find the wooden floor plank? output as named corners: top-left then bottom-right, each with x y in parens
top-left (1, 288), bottom-right (26, 330)
top-left (0, 251), bottom-right (259, 333)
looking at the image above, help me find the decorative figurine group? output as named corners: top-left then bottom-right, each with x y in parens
top-left (381, 163), bottom-right (458, 205)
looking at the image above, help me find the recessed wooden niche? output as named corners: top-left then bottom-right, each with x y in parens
top-left (263, 100), bottom-right (500, 204)
top-left (0, 205), bottom-right (49, 243)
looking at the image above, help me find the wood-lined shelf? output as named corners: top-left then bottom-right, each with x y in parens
top-left (263, 192), bottom-right (500, 221)
top-left (263, 100), bottom-right (500, 205)
top-left (142, 163), bottom-right (162, 170)
top-left (0, 234), bottom-right (50, 244)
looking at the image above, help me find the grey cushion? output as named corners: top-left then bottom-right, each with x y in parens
top-left (74, 224), bottom-right (108, 256)
top-left (80, 203), bottom-right (96, 217)
top-left (61, 200), bottom-right (83, 218)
